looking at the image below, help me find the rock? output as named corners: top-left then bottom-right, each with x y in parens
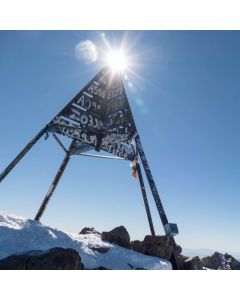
top-left (143, 235), bottom-right (173, 259)
top-left (143, 235), bottom-right (171, 245)
top-left (90, 247), bottom-right (109, 253)
top-left (225, 253), bottom-right (240, 270)
top-left (101, 226), bottom-right (130, 249)
top-left (183, 256), bottom-right (203, 270)
top-left (202, 252), bottom-right (240, 270)
top-left (130, 240), bottom-right (146, 254)
top-left (175, 244), bottom-right (182, 255)
top-left (127, 262), bottom-right (134, 269)
top-left (79, 227), bottom-right (100, 235)
top-left (202, 252), bottom-right (225, 270)
top-left (0, 247), bottom-right (83, 270)
top-left (178, 254), bottom-right (189, 269)
top-left (130, 236), bottom-right (175, 260)
top-left (144, 244), bottom-right (173, 259)
top-left (94, 266), bottom-right (110, 270)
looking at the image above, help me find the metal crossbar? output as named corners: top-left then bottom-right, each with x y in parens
top-left (76, 153), bottom-right (126, 160)
top-left (53, 133), bottom-right (68, 153)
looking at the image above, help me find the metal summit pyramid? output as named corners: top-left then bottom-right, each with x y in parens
top-left (51, 67), bottom-right (136, 160)
top-left (0, 66), bottom-right (181, 268)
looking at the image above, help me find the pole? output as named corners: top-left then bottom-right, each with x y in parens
top-left (136, 162), bottom-right (155, 236)
top-left (0, 125), bottom-right (48, 183)
top-left (34, 139), bottom-right (76, 221)
top-left (135, 134), bottom-right (169, 230)
top-left (77, 153), bottom-right (125, 160)
top-left (135, 134), bottom-right (181, 269)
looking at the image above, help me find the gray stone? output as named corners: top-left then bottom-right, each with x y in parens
top-left (144, 244), bottom-right (173, 259)
top-left (94, 266), bottom-right (110, 270)
top-left (130, 240), bottom-right (146, 254)
top-left (0, 247), bottom-right (83, 270)
top-left (184, 256), bottom-right (203, 270)
top-left (143, 235), bottom-right (173, 259)
top-left (202, 252), bottom-right (224, 270)
top-left (101, 226), bottom-right (130, 249)
top-left (90, 247), bottom-right (110, 253)
top-left (143, 235), bottom-right (171, 246)
top-left (130, 236), bottom-right (175, 260)
top-left (225, 253), bottom-right (240, 270)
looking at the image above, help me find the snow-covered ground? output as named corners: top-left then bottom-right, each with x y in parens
top-left (0, 211), bottom-right (171, 270)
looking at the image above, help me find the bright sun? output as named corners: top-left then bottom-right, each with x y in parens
top-left (106, 50), bottom-right (128, 72)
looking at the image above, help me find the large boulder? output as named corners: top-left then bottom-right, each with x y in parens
top-left (183, 256), bottom-right (203, 270)
top-left (143, 235), bottom-right (173, 259)
top-left (202, 252), bottom-right (225, 270)
top-left (130, 236), bottom-right (175, 260)
top-left (143, 235), bottom-right (171, 245)
top-left (101, 226), bottom-right (130, 249)
top-left (130, 240), bottom-right (146, 254)
top-left (0, 247), bottom-right (83, 270)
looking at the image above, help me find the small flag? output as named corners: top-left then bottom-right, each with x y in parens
top-left (130, 159), bottom-right (137, 179)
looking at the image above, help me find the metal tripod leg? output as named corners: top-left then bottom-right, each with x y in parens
top-left (136, 162), bottom-right (155, 236)
top-left (135, 134), bottom-right (181, 269)
top-left (34, 139), bottom-right (76, 221)
top-left (135, 135), bottom-right (169, 230)
top-left (0, 125), bottom-right (48, 183)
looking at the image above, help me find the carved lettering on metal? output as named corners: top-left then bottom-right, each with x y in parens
top-left (51, 67), bottom-right (136, 160)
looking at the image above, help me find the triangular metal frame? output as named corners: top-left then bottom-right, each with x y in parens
top-left (0, 67), bottom-right (181, 269)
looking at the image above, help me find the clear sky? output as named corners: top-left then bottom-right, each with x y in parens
top-left (0, 31), bottom-right (240, 254)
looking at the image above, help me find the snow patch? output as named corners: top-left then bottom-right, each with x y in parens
top-left (0, 211), bottom-right (172, 270)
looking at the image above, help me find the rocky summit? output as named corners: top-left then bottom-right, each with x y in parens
top-left (0, 211), bottom-right (171, 270)
top-left (0, 248), bottom-right (83, 270)
top-left (0, 211), bottom-right (239, 270)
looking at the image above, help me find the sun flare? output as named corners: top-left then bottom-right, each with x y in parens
top-left (106, 50), bottom-right (128, 72)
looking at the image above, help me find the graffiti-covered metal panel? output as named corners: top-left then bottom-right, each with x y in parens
top-left (72, 141), bottom-right (94, 155)
top-left (50, 67), bottom-right (136, 160)
top-left (72, 140), bottom-right (135, 160)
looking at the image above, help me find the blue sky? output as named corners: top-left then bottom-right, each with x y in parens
top-left (0, 31), bottom-right (240, 254)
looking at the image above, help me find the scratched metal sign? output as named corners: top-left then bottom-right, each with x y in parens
top-left (50, 67), bottom-right (136, 160)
